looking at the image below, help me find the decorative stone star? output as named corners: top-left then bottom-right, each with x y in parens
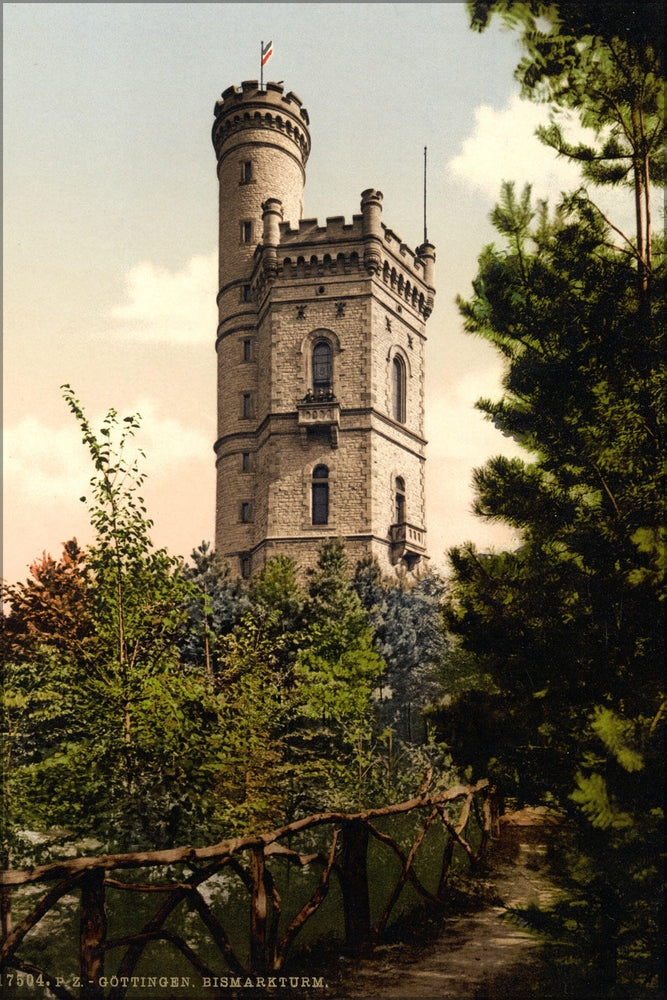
top-left (335, 302), bottom-right (345, 318)
top-left (385, 316), bottom-right (392, 331)
top-left (296, 304), bottom-right (307, 319)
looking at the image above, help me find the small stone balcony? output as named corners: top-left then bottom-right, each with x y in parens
top-left (297, 390), bottom-right (341, 447)
top-left (389, 521), bottom-right (426, 569)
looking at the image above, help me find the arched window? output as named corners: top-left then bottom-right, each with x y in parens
top-left (312, 464), bottom-right (329, 525)
top-left (392, 355), bottom-right (406, 422)
top-left (395, 476), bottom-right (406, 524)
top-left (312, 341), bottom-right (332, 398)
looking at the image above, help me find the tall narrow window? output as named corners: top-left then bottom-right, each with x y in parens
top-left (392, 355), bottom-right (406, 422)
top-left (312, 464), bottom-right (329, 525)
top-left (242, 452), bottom-right (250, 472)
top-left (240, 554), bottom-right (251, 578)
top-left (312, 341), bottom-right (332, 397)
top-left (242, 393), bottom-right (252, 418)
top-left (243, 338), bottom-right (252, 361)
top-left (395, 476), bottom-right (406, 524)
top-left (241, 221), bottom-right (252, 243)
top-left (242, 284), bottom-right (251, 302)
top-left (241, 160), bottom-right (253, 183)
top-left (241, 501), bottom-right (251, 523)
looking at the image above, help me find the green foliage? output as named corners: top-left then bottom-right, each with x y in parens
top-left (354, 556), bottom-right (445, 743)
top-left (209, 611), bottom-right (290, 832)
top-left (436, 7), bottom-right (666, 990)
top-left (467, 0), bottom-right (664, 310)
top-left (439, 182), bottom-right (664, 800)
top-left (288, 541), bottom-right (386, 812)
top-left (249, 553), bottom-right (306, 684)
top-left (250, 553), bottom-right (304, 628)
top-left (515, 704), bottom-right (665, 993)
top-left (179, 541), bottom-right (250, 674)
top-left (2, 393), bottom-right (233, 859)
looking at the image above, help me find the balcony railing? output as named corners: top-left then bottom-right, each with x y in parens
top-left (389, 521), bottom-right (426, 568)
top-left (297, 392), bottom-right (340, 447)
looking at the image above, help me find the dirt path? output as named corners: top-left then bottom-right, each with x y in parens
top-left (327, 807), bottom-right (561, 1000)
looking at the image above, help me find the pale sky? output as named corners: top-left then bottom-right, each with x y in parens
top-left (3, 3), bottom-right (616, 583)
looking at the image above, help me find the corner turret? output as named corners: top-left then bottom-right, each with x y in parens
top-left (361, 188), bottom-right (383, 273)
top-left (416, 241), bottom-right (436, 317)
top-left (261, 198), bottom-right (283, 276)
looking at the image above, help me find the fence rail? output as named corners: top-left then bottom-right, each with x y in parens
top-left (0, 779), bottom-right (498, 999)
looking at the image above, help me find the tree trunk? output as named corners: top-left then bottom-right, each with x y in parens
top-left (249, 847), bottom-right (268, 974)
top-left (80, 870), bottom-right (106, 1000)
top-left (339, 820), bottom-right (371, 954)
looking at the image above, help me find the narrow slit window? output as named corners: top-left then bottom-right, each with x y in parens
top-left (241, 221), bottom-right (252, 243)
top-left (243, 338), bottom-right (252, 361)
top-left (392, 355), bottom-right (406, 423)
top-left (395, 476), bottom-right (406, 524)
top-left (312, 464), bottom-right (329, 525)
top-left (242, 393), bottom-right (252, 418)
top-left (242, 452), bottom-right (250, 472)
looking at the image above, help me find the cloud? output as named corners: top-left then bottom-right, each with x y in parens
top-left (448, 95), bottom-right (638, 235)
top-left (449, 96), bottom-right (589, 203)
top-left (4, 418), bottom-right (92, 506)
top-left (4, 405), bottom-right (211, 506)
top-left (108, 252), bottom-right (217, 344)
top-left (3, 406), bottom-right (214, 581)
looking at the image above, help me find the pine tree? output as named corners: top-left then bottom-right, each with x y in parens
top-left (179, 541), bottom-right (250, 677)
top-left (432, 5), bottom-right (665, 990)
top-left (354, 557), bottom-right (444, 744)
top-left (290, 540), bottom-right (385, 812)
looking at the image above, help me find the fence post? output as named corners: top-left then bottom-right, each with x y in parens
top-left (1, 848), bottom-right (11, 944)
top-left (79, 870), bottom-right (106, 1000)
top-left (339, 819), bottom-right (371, 954)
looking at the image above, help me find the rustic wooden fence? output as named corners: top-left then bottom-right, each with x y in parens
top-left (0, 779), bottom-right (497, 999)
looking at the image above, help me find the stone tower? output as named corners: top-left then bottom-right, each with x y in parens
top-left (212, 81), bottom-right (435, 578)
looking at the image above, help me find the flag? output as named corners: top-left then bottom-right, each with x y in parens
top-left (261, 40), bottom-right (273, 66)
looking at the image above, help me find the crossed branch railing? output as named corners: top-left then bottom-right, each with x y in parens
top-left (0, 779), bottom-right (498, 999)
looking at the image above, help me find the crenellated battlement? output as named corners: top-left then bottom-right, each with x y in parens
top-left (216, 80), bottom-right (309, 123)
top-left (269, 212), bottom-right (430, 284)
top-left (212, 81), bottom-right (311, 164)
top-left (247, 195), bottom-right (434, 319)
top-left (278, 214), bottom-right (363, 243)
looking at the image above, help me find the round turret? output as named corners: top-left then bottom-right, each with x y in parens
top-left (212, 81), bottom-right (311, 304)
top-left (212, 82), bottom-right (312, 570)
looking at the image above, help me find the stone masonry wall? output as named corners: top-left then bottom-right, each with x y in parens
top-left (212, 83), bottom-right (433, 577)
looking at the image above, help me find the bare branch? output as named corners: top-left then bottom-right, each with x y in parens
top-left (276, 830), bottom-right (339, 969)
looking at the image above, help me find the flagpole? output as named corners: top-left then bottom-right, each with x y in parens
top-left (423, 146), bottom-right (428, 244)
top-left (260, 39), bottom-right (264, 90)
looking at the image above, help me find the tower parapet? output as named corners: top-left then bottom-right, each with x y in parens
top-left (211, 81), bottom-right (311, 299)
top-left (212, 81), bottom-right (311, 167)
